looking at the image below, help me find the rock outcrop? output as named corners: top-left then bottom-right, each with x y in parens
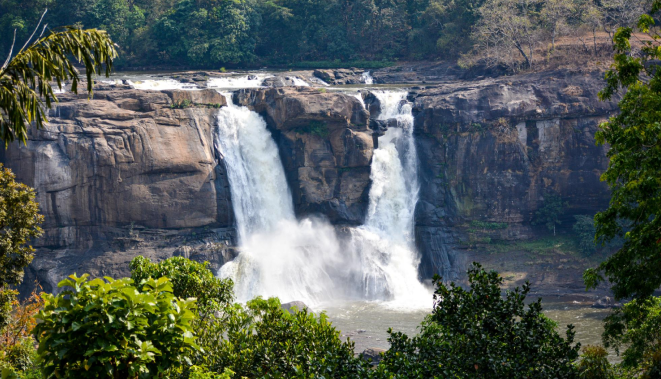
top-left (411, 70), bottom-right (619, 281)
top-left (0, 68), bottom-right (620, 295)
top-left (1, 84), bottom-right (236, 293)
top-left (235, 87), bottom-right (373, 224)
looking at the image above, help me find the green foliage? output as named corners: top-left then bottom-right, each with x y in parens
top-left (170, 99), bottom-right (193, 109)
top-left (129, 256), bottom-right (233, 316)
top-left (0, 25), bottom-right (117, 144)
top-left (294, 121), bottom-right (329, 138)
top-left (0, 165), bottom-right (43, 289)
top-left (374, 263), bottom-right (580, 378)
top-left (533, 192), bottom-right (567, 236)
top-left (573, 215), bottom-right (597, 256)
top-left (33, 274), bottom-right (199, 379)
top-left (584, 0), bottom-right (661, 302)
top-left (577, 346), bottom-right (613, 379)
top-left (188, 366), bottom-right (233, 379)
top-left (196, 297), bottom-right (369, 378)
top-left (602, 297), bottom-right (661, 369)
top-left (0, 289), bottom-right (16, 332)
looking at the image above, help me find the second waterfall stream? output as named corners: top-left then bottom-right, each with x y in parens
top-left (217, 91), bottom-right (431, 309)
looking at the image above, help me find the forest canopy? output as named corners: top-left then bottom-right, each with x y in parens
top-left (0, 0), bottom-right (651, 69)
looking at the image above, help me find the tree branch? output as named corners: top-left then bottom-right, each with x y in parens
top-left (0, 30), bottom-right (17, 74)
top-left (16, 9), bottom-right (48, 56)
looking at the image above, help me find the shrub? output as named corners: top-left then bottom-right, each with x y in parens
top-left (577, 346), bottom-right (613, 379)
top-left (33, 274), bottom-right (198, 379)
top-left (130, 256), bottom-right (233, 316)
top-left (198, 297), bottom-right (369, 378)
top-left (374, 263), bottom-right (581, 378)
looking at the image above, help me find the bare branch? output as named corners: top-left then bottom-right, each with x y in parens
top-left (16, 9), bottom-right (48, 56)
top-left (0, 30), bottom-right (17, 74)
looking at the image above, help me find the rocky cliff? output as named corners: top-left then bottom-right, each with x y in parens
top-left (1, 85), bottom-right (237, 293)
top-left (0, 69), bottom-right (619, 294)
top-left (411, 70), bottom-right (619, 284)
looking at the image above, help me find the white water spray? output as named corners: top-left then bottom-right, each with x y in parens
top-left (362, 71), bottom-right (374, 85)
top-left (207, 75), bottom-right (269, 89)
top-left (127, 79), bottom-right (198, 91)
top-left (217, 90), bottom-right (430, 309)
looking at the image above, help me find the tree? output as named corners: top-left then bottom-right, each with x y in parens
top-left (373, 263), bottom-right (580, 378)
top-left (533, 192), bottom-right (566, 236)
top-left (573, 215), bottom-right (597, 256)
top-left (0, 12), bottom-right (117, 144)
top-left (601, 297), bottom-right (661, 371)
top-left (471, 0), bottom-right (543, 69)
top-left (541, 0), bottom-right (574, 50)
top-left (583, 0), bottom-right (661, 301)
top-left (576, 346), bottom-right (614, 379)
top-left (33, 274), bottom-right (199, 379)
top-left (0, 165), bottom-right (43, 331)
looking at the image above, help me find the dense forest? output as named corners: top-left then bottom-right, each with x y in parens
top-left (0, 0), bottom-right (651, 69)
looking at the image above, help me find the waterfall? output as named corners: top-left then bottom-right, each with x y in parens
top-left (216, 99), bottom-right (344, 305)
top-left (214, 100), bottom-right (295, 238)
top-left (346, 91), bottom-right (429, 308)
top-left (217, 90), bottom-right (430, 309)
top-left (362, 71), bottom-right (374, 85)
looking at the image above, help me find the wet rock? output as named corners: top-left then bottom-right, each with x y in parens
top-left (234, 87), bottom-right (373, 224)
top-left (412, 69), bottom-right (620, 281)
top-left (592, 297), bottom-right (621, 309)
top-left (360, 348), bottom-right (386, 366)
top-left (281, 301), bottom-right (309, 313)
top-left (262, 76), bottom-right (296, 87)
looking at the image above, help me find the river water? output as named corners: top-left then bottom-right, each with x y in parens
top-left (322, 298), bottom-right (615, 360)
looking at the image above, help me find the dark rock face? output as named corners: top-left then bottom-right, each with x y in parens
top-left (235, 87), bottom-right (373, 225)
top-left (412, 70), bottom-right (619, 280)
top-left (1, 85), bottom-right (237, 293)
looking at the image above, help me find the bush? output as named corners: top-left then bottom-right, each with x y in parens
top-left (577, 346), bottom-right (613, 379)
top-left (33, 274), bottom-right (198, 379)
top-left (374, 263), bottom-right (581, 378)
top-left (198, 297), bottom-right (369, 378)
top-left (130, 256), bottom-right (233, 316)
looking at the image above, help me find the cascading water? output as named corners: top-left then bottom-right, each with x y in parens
top-left (362, 71), bottom-right (374, 85)
top-left (216, 98), bottom-right (344, 305)
top-left (217, 90), bottom-right (430, 309)
top-left (346, 91), bottom-right (429, 308)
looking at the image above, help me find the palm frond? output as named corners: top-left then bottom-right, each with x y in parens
top-left (0, 27), bottom-right (118, 145)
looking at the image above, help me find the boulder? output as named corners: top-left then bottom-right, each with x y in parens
top-left (592, 297), bottom-right (621, 309)
top-left (234, 87), bottom-right (373, 224)
top-left (281, 301), bottom-right (309, 313)
top-left (360, 348), bottom-right (386, 366)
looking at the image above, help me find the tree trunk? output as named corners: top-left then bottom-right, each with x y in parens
top-left (514, 41), bottom-right (531, 69)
